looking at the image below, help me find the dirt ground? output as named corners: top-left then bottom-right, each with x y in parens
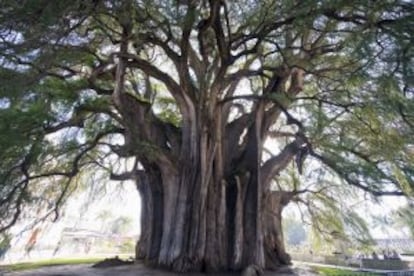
top-left (1, 262), bottom-right (319, 276)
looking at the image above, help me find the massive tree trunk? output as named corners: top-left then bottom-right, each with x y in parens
top-left (135, 168), bottom-right (292, 273)
top-left (128, 95), bottom-right (302, 272)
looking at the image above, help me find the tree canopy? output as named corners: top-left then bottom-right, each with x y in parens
top-left (0, 0), bottom-right (413, 272)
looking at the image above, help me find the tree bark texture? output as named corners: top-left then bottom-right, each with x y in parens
top-left (136, 169), bottom-right (293, 272)
top-left (123, 89), bottom-right (302, 272)
top-left (136, 172), bottom-right (290, 272)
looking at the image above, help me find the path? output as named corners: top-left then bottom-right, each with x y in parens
top-left (1, 262), bottom-right (319, 276)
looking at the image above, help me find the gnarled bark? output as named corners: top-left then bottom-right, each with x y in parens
top-left (136, 167), bottom-right (294, 272)
top-left (264, 192), bottom-right (294, 270)
top-left (132, 112), bottom-right (298, 272)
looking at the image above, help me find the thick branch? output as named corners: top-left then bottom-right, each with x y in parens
top-left (125, 54), bottom-right (187, 111)
top-left (261, 138), bottom-right (306, 187)
top-left (110, 171), bottom-right (138, 181)
top-left (211, 0), bottom-right (229, 62)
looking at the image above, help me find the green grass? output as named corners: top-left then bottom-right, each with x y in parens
top-left (314, 266), bottom-right (382, 276)
top-left (0, 257), bottom-right (105, 272)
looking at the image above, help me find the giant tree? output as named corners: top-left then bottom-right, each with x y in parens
top-left (0, 0), bottom-right (413, 273)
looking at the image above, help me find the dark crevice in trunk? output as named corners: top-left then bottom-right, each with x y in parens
top-left (135, 168), bottom-right (163, 264)
top-left (226, 178), bottom-right (237, 268)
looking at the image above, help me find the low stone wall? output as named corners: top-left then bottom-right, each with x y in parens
top-left (361, 259), bottom-right (410, 270)
top-left (291, 253), bottom-right (414, 270)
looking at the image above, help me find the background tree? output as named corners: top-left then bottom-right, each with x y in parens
top-left (390, 201), bottom-right (414, 238)
top-left (0, 0), bottom-right (413, 273)
top-left (110, 216), bottom-right (134, 235)
top-left (282, 216), bottom-right (307, 247)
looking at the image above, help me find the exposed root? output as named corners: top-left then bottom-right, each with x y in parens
top-left (92, 256), bottom-right (134, 268)
top-left (171, 256), bottom-right (203, 272)
top-left (241, 264), bottom-right (263, 276)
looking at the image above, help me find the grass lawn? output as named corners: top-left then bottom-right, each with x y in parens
top-left (0, 257), bottom-right (105, 272)
top-left (314, 266), bottom-right (382, 276)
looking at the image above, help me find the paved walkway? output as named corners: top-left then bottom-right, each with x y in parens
top-left (0, 263), bottom-right (319, 276)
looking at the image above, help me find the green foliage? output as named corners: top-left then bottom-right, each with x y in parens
top-left (0, 232), bottom-right (11, 251)
top-left (278, 166), bottom-right (374, 250)
top-left (155, 96), bottom-right (182, 126)
top-left (390, 203), bottom-right (414, 238)
top-left (118, 239), bottom-right (135, 253)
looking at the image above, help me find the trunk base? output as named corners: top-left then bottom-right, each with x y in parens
top-left (241, 265), bottom-right (264, 276)
top-left (135, 169), bottom-right (292, 273)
